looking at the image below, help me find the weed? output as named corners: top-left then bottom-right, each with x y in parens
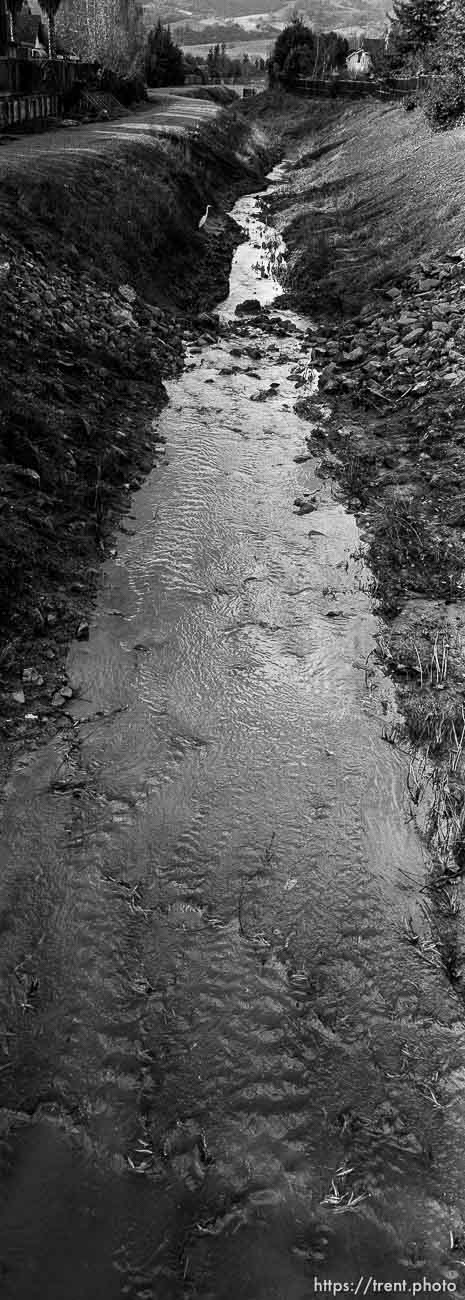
top-left (320, 1167), bottom-right (367, 1212)
top-left (343, 451), bottom-right (362, 495)
top-left (401, 915), bottom-right (442, 969)
top-left (263, 831), bottom-right (276, 869)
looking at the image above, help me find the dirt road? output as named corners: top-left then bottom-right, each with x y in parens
top-left (0, 93), bottom-right (219, 173)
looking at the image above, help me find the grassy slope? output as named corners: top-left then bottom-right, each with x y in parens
top-left (273, 99), bottom-right (465, 315)
top-left (259, 91), bottom-right (465, 974)
top-left (269, 95), bottom-right (465, 616)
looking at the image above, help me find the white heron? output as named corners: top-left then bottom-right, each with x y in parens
top-left (198, 204), bottom-right (211, 230)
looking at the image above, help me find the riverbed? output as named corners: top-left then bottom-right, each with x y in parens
top-left (1, 174), bottom-right (465, 1298)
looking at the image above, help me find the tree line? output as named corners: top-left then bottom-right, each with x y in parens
top-left (144, 20), bottom-right (265, 86)
top-left (268, 20), bottom-right (349, 85)
top-left (175, 22), bottom-right (278, 47)
top-left (270, 4), bottom-right (465, 127)
top-left (382, 0), bottom-right (458, 74)
top-left (385, 0), bottom-right (465, 125)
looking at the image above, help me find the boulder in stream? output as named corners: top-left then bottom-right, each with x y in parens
top-left (235, 299), bottom-right (263, 317)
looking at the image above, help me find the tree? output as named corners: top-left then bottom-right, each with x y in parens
top-left (435, 0), bottom-right (465, 78)
top-left (55, 0), bottom-right (144, 66)
top-left (145, 20), bottom-right (184, 87)
top-left (320, 31), bottom-right (348, 73)
top-left (207, 43), bottom-right (219, 78)
top-left (38, 0), bottom-right (62, 56)
top-left (386, 0), bottom-right (445, 69)
top-left (270, 18), bottom-right (349, 82)
top-left (271, 17), bottom-right (316, 83)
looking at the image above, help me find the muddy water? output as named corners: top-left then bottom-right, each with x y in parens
top-left (1, 183), bottom-right (465, 1299)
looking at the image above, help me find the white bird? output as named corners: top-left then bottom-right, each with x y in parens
top-left (198, 204), bottom-right (211, 230)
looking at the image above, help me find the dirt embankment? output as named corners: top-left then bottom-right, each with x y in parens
top-left (261, 92), bottom-right (465, 982)
top-left (0, 109), bottom-right (275, 749)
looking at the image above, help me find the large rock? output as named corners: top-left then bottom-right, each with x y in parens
top-left (235, 299), bottom-right (263, 317)
top-left (403, 328), bottom-right (425, 345)
top-left (119, 284), bottom-right (136, 304)
top-left (343, 346), bottom-right (364, 363)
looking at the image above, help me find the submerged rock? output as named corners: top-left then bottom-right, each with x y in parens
top-left (294, 496), bottom-right (317, 515)
top-left (235, 299), bottom-right (263, 316)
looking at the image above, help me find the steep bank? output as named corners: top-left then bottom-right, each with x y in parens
top-left (0, 110), bottom-right (274, 747)
top-left (262, 94), bottom-right (465, 973)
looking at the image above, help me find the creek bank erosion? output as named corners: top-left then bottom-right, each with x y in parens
top-left (264, 96), bottom-right (465, 969)
top-left (0, 110), bottom-right (274, 747)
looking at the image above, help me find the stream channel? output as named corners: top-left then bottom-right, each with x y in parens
top-left (1, 169), bottom-right (465, 1298)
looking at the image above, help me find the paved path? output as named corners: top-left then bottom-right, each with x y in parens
top-left (0, 94), bottom-right (219, 172)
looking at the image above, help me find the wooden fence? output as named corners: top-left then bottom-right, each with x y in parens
top-left (293, 72), bottom-right (444, 100)
top-left (0, 90), bottom-right (60, 130)
top-left (0, 54), bottom-right (82, 95)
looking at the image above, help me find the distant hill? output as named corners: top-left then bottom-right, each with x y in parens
top-left (273, 0), bottom-right (388, 31)
top-left (153, 0), bottom-right (388, 36)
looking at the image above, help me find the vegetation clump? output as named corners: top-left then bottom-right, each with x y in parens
top-left (381, 0), bottom-right (465, 128)
top-left (144, 18), bottom-right (185, 87)
top-left (269, 1), bottom-right (465, 131)
top-left (386, 0), bottom-right (444, 71)
top-left (423, 70), bottom-right (465, 126)
top-left (269, 17), bottom-right (348, 87)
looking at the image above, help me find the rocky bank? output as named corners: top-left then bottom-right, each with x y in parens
top-left (263, 95), bottom-right (465, 983)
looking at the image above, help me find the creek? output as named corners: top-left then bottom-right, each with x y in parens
top-left (1, 171), bottom-right (465, 1299)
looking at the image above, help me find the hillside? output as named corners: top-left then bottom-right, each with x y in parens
top-left (276, 0), bottom-right (388, 28)
top-left (156, 0), bottom-right (388, 31)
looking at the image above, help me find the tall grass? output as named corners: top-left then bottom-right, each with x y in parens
top-left (279, 98), bottom-right (465, 314)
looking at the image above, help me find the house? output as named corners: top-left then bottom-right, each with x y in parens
top-left (346, 47), bottom-right (373, 75)
top-left (346, 36), bottom-right (385, 77)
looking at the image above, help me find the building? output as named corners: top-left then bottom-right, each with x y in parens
top-left (0, 0), bottom-right (76, 109)
top-left (346, 36), bottom-right (385, 77)
top-left (346, 47), bottom-right (373, 75)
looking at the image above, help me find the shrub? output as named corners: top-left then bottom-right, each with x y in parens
top-left (424, 72), bottom-right (465, 129)
top-left (99, 67), bottom-right (147, 105)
